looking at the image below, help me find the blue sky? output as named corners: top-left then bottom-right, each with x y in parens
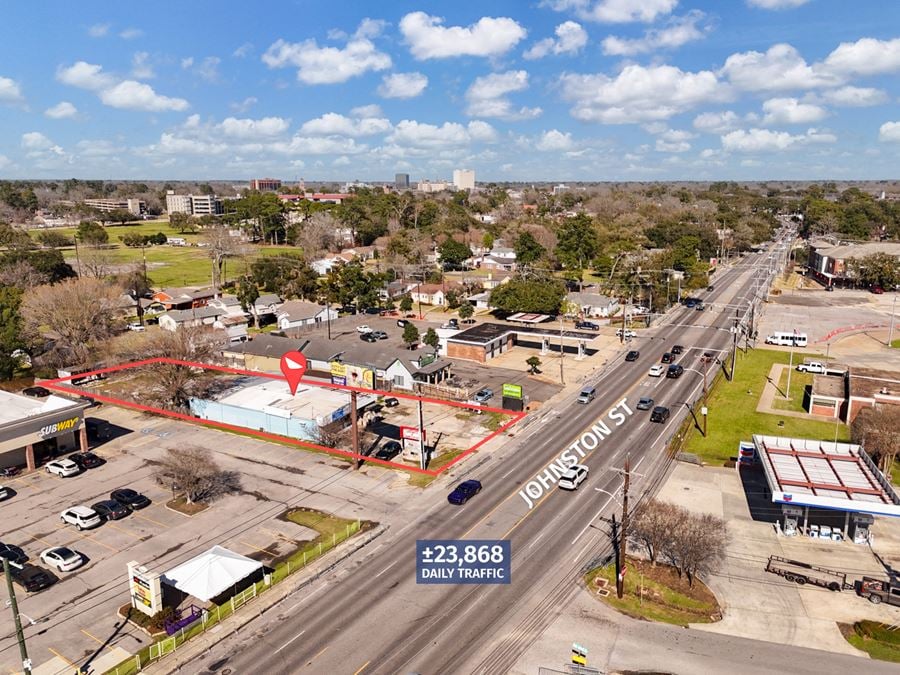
top-left (1, 0), bottom-right (899, 181)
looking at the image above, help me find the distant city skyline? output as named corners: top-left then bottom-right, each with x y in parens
top-left (2, 1), bottom-right (900, 181)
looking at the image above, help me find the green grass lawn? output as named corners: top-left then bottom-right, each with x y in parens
top-left (892, 339), bottom-right (900, 349)
top-left (772, 367), bottom-right (813, 413)
top-left (842, 621), bottom-right (900, 663)
top-left (682, 347), bottom-right (850, 466)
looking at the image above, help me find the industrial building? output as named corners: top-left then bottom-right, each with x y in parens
top-left (0, 391), bottom-right (88, 471)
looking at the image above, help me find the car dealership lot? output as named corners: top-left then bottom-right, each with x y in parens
top-left (0, 405), bottom-right (423, 674)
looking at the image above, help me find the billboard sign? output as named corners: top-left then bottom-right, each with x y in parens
top-left (400, 425), bottom-right (426, 442)
top-left (501, 383), bottom-right (523, 400)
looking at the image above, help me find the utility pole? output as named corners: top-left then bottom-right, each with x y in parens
top-left (351, 390), bottom-right (360, 470)
top-left (888, 293), bottom-right (897, 347)
top-left (3, 558), bottom-right (32, 675)
top-left (326, 300), bottom-right (332, 340)
top-left (559, 315), bottom-right (565, 385)
top-left (729, 309), bottom-right (739, 381)
top-left (417, 398), bottom-right (426, 471)
top-left (617, 456), bottom-right (631, 599)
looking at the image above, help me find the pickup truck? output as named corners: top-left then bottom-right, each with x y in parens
top-left (856, 577), bottom-right (900, 606)
top-left (796, 361), bottom-right (827, 374)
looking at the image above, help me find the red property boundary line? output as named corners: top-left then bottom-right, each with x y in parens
top-left (41, 358), bottom-right (527, 476)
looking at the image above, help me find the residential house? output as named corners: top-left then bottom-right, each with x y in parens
top-left (152, 287), bottom-right (217, 311)
top-left (208, 295), bottom-right (247, 317)
top-left (252, 293), bottom-right (282, 324)
top-left (158, 307), bottom-right (249, 343)
top-left (409, 283), bottom-right (463, 307)
top-left (276, 300), bottom-right (338, 331)
top-left (381, 280), bottom-right (412, 301)
top-left (467, 291), bottom-right (494, 310)
top-left (221, 334), bottom-right (305, 371)
top-left (565, 291), bottom-right (620, 318)
top-left (480, 271), bottom-right (513, 290)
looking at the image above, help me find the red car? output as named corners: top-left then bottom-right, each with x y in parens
top-left (871, 286), bottom-right (884, 294)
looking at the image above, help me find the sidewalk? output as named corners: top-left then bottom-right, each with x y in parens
top-left (756, 363), bottom-right (835, 421)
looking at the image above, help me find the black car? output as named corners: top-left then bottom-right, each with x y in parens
top-left (707, 285), bottom-right (715, 292)
top-left (671, 344), bottom-right (684, 355)
top-left (0, 542), bottom-right (27, 566)
top-left (661, 352), bottom-right (674, 364)
top-left (11, 563), bottom-right (57, 592)
top-left (111, 488), bottom-right (151, 510)
top-left (69, 452), bottom-right (105, 470)
top-left (625, 350), bottom-right (640, 362)
top-left (447, 318), bottom-right (459, 329)
top-left (373, 441), bottom-right (402, 461)
top-left (650, 406), bottom-right (670, 423)
top-left (86, 418), bottom-right (111, 440)
top-left (364, 307), bottom-right (382, 315)
top-left (448, 479), bottom-right (482, 505)
top-left (22, 386), bottom-right (51, 398)
top-left (575, 321), bottom-right (599, 330)
top-left (636, 396), bottom-right (654, 411)
top-left (383, 397), bottom-right (400, 408)
top-left (92, 499), bottom-right (130, 520)
top-left (666, 364), bottom-right (684, 379)
top-left (360, 332), bottom-right (378, 343)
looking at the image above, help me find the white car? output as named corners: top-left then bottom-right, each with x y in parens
top-left (648, 364), bottom-right (665, 377)
top-left (356, 325), bottom-right (373, 334)
top-left (127, 322), bottom-right (146, 332)
top-left (615, 329), bottom-right (637, 339)
top-left (558, 464), bottom-right (589, 490)
top-left (40, 546), bottom-right (84, 572)
top-left (46, 459), bottom-right (80, 477)
top-left (0, 485), bottom-right (10, 500)
top-left (60, 505), bottom-right (102, 530)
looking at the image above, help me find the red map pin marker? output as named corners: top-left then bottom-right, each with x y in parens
top-left (280, 351), bottom-right (308, 395)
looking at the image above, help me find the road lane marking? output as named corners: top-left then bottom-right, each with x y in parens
top-left (81, 628), bottom-right (118, 652)
top-left (572, 496), bottom-right (612, 545)
top-left (374, 560), bottom-right (399, 578)
top-left (353, 661), bottom-right (371, 675)
top-left (287, 583), bottom-right (327, 612)
top-left (307, 646), bottom-right (328, 666)
top-left (70, 530), bottom-right (121, 553)
top-left (275, 629), bottom-right (306, 654)
top-left (573, 540), bottom-right (593, 564)
top-left (47, 647), bottom-right (77, 668)
top-left (528, 531), bottom-right (546, 549)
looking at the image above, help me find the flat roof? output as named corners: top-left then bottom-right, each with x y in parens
top-left (0, 391), bottom-right (83, 426)
top-left (447, 321), bottom-right (600, 345)
top-left (849, 367), bottom-right (900, 400)
top-left (754, 434), bottom-right (900, 517)
top-left (213, 377), bottom-right (376, 421)
top-left (811, 373), bottom-right (844, 399)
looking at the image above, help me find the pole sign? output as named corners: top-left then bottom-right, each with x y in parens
top-left (127, 561), bottom-right (163, 617)
top-left (400, 425), bottom-right (425, 442)
top-left (501, 383), bottom-right (523, 400)
top-left (572, 643), bottom-right (588, 666)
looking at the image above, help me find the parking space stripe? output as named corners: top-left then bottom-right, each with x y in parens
top-left (73, 530), bottom-right (121, 553)
top-left (47, 647), bottom-right (77, 668)
top-left (131, 511), bottom-right (168, 528)
top-left (240, 540), bottom-right (278, 556)
top-left (29, 533), bottom-right (57, 549)
top-left (104, 521), bottom-right (144, 540)
top-left (81, 628), bottom-right (118, 652)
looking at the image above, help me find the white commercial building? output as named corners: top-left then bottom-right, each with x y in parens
top-left (83, 198), bottom-right (146, 216)
top-left (165, 191), bottom-right (223, 216)
top-left (452, 169), bottom-right (475, 191)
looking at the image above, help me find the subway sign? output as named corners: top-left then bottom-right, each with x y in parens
top-left (38, 417), bottom-right (81, 439)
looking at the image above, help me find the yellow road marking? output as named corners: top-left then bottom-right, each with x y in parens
top-left (81, 628), bottom-right (117, 652)
top-left (48, 647), bottom-right (77, 667)
top-left (353, 661), bottom-right (371, 675)
top-left (307, 646), bottom-right (328, 667)
top-left (104, 521), bottom-right (143, 539)
top-left (240, 540), bottom-right (278, 556)
top-left (131, 511), bottom-right (168, 528)
top-left (72, 530), bottom-right (121, 553)
top-left (29, 533), bottom-right (57, 549)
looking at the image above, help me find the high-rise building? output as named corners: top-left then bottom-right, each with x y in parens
top-left (165, 191), bottom-right (223, 216)
top-left (452, 169), bottom-right (475, 191)
top-left (165, 192), bottom-right (192, 215)
top-left (249, 178), bottom-right (282, 192)
top-left (395, 173), bottom-right (410, 190)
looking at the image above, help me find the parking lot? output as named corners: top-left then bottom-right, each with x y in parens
top-left (0, 403), bottom-right (429, 674)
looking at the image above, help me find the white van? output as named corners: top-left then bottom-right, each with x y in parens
top-left (765, 331), bottom-right (808, 347)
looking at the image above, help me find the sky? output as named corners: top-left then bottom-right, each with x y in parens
top-left (1, 0), bottom-right (899, 182)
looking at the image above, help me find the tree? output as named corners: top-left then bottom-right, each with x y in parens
top-left (0, 223), bottom-right (36, 249)
top-left (438, 239), bottom-right (473, 268)
top-left (631, 500), bottom-right (679, 564)
top-left (76, 220), bottom-right (108, 246)
top-left (121, 232), bottom-right (149, 247)
top-left (169, 211), bottom-right (198, 234)
top-left (250, 255), bottom-right (320, 301)
top-left (202, 225), bottom-right (243, 292)
top-left (445, 289), bottom-right (460, 309)
top-left (21, 277), bottom-right (123, 366)
top-left (423, 327), bottom-right (439, 350)
top-left (402, 322), bottom-right (420, 349)
top-left (555, 214), bottom-right (599, 272)
top-left (153, 446), bottom-right (241, 504)
top-left (104, 209), bottom-right (134, 225)
top-left (514, 231), bottom-right (545, 265)
top-left (237, 276), bottom-right (260, 326)
top-left (526, 356), bottom-right (541, 374)
top-left (846, 253), bottom-right (900, 290)
top-left (490, 275), bottom-right (566, 314)
top-left (852, 405), bottom-right (900, 476)
top-left (458, 302), bottom-right (474, 321)
top-left (0, 286), bottom-right (24, 380)
top-left (399, 294), bottom-right (413, 313)
top-left (228, 191), bottom-right (286, 244)
top-left (482, 232), bottom-right (495, 250)
top-left (37, 230), bottom-right (74, 248)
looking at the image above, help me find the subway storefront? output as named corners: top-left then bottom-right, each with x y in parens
top-left (0, 391), bottom-right (89, 471)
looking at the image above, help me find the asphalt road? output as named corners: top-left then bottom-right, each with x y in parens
top-left (186, 245), bottom-right (816, 675)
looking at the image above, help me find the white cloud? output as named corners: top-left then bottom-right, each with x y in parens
top-left (721, 127), bottom-right (836, 152)
top-left (58, 61), bottom-right (189, 112)
top-left (761, 97), bottom-right (827, 125)
top-left (88, 23), bottom-right (109, 38)
top-left (720, 44), bottom-right (839, 91)
top-left (195, 57), bottom-right (221, 82)
top-left (300, 112), bottom-right (391, 137)
top-left (387, 120), bottom-right (496, 148)
top-left (879, 121), bottom-right (900, 143)
top-left (378, 72), bottom-right (428, 99)
top-left (821, 37), bottom-right (900, 78)
top-left (467, 120), bottom-right (498, 142)
top-left (655, 139), bottom-right (690, 152)
top-left (132, 52), bottom-right (154, 79)
top-left (524, 21), bottom-right (587, 59)
top-left (535, 129), bottom-right (575, 151)
top-left (747, 0), bottom-right (810, 8)
top-left (100, 80), bottom-right (189, 112)
top-left (0, 76), bottom-right (24, 104)
top-left (693, 110), bottom-right (740, 133)
top-left (601, 10), bottom-right (708, 56)
top-left (400, 12), bottom-right (526, 59)
top-left (819, 86), bottom-right (888, 107)
top-left (465, 70), bottom-right (542, 120)
top-left (21, 132), bottom-right (65, 157)
top-left (181, 57), bottom-right (194, 69)
top-left (262, 20), bottom-right (391, 84)
top-left (119, 28), bottom-right (143, 40)
top-left (561, 64), bottom-right (726, 124)
top-left (230, 96), bottom-right (258, 113)
top-left (76, 139), bottom-right (123, 156)
top-left (544, 0), bottom-right (678, 23)
top-left (0, 155), bottom-right (9, 169)
top-left (219, 116), bottom-right (291, 139)
top-left (44, 101), bottom-right (77, 119)
top-left (233, 43), bottom-right (253, 58)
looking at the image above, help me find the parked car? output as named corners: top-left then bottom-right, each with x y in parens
top-left (69, 452), bottom-right (104, 470)
top-left (111, 488), bottom-right (151, 510)
top-left (615, 329), bottom-right (637, 339)
top-left (127, 322), bottom-right (146, 332)
top-left (397, 319), bottom-right (409, 328)
top-left (648, 364), bottom-right (665, 378)
top-left (372, 331), bottom-right (389, 340)
top-left (383, 397), bottom-right (400, 408)
top-left (706, 285), bottom-right (715, 292)
top-left (373, 441), bottom-right (402, 461)
top-left (360, 332), bottom-right (378, 343)
top-left (695, 303), bottom-right (705, 311)
top-left (22, 386), bottom-right (51, 398)
top-left (92, 499), bottom-right (130, 521)
top-left (819, 525), bottom-right (833, 540)
top-left (40, 547), bottom-right (83, 572)
top-left (85, 418), bottom-right (111, 440)
top-left (473, 389), bottom-right (494, 403)
top-left (625, 350), bottom-right (640, 362)
top-left (60, 505), bottom-right (102, 530)
top-left (797, 361), bottom-right (827, 374)
top-left (447, 318), bottom-right (459, 329)
top-left (356, 325), bottom-right (373, 334)
top-left (46, 459), bottom-right (81, 478)
top-left (558, 464), bottom-right (589, 490)
top-left (0, 485), bottom-right (10, 501)
top-left (666, 364), bottom-right (684, 379)
top-left (636, 397), bottom-right (654, 411)
top-left (872, 286), bottom-right (885, 294)
top-left (671, 344), bottom-right (684, 355)
top-left (448, 479), bottom-right (482, 505)
top-left (0, 466), bottom-right (21, 478)
top-left (661, 352), bottom-right (675, 363)
top-left (10, 563), bottom-right (56, 593)
top-left (650, 406), bottom-right (670, 423)
top-left (575, 321), bottom-right (599, 330)
top-left (364, 307), bottom-right (382, 315)
top-left (0, 542), bottom-right (27, 565)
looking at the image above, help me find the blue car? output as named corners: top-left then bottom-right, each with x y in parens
top-left (448, 479), bottom-right (482, 505)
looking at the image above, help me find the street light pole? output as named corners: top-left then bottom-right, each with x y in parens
top-left (3, 558), bottom-right (31, 675)
top-left (617, 455), bottom-right (631, 600)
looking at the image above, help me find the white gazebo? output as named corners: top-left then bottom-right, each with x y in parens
top-left (161, 545), bottom-right (263, 602)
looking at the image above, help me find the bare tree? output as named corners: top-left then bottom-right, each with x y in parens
top-left (154, 446), bottom-right (240, 504)
top-left (77, 245), bottom-right (113, 279)
top-left (202, 225), bottom-right (244, 293)
top-left (314, 423), bottom-right (348, 448)
top-left (0, 259), bottom-right (48, 289)
top-left (21, 277), bottom-right (123, 365)
top-left (292, 211), bottom-right (337, 257)
top-left (630, 499), bottom-right (679, 564)
top-left (677, 513), bottom-right (728, 587)
top-left (852, 405), bottom-right (900, 477)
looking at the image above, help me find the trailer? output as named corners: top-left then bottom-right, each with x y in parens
top-left (765, 555), bottom-right (852, 591)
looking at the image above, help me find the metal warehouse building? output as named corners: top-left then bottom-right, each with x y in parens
top-left (0, 390), bottom-right (88, 471)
